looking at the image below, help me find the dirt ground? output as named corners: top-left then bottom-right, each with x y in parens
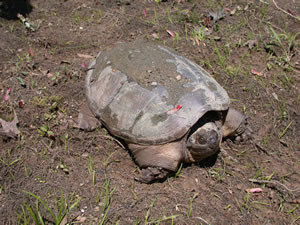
top-left (0, 0), bottom-right (300, 224)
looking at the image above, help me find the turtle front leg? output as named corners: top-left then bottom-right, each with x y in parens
top-left (135, 167), bottom-right (170, 184)
top-left (222, 108), bottom-right (252, 142)
top-left (128, 142), bottom-right (184, 183)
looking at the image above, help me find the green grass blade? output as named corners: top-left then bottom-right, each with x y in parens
top-left (99, 203), bottom-right (111, 225)
top-left (25, 203), bottom-right (41, 225)
top-left (270, 27), bottom-right (282, 45)
top-left (24, 191), bottom-right (56, 223)
top-left (56, 197), bottom-right (80, 225)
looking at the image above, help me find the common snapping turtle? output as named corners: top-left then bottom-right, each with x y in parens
top-left (84, 41), bottom-right (251, 183)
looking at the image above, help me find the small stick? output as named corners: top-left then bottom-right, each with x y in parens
top-left (249, 178), bottom-right (300, 195)
top-left (195, 216), bottom-right (211, 225)
top-left (17, 13), bottom-right (35, 31)
top-left (272, 0), bottom-right (300, 21)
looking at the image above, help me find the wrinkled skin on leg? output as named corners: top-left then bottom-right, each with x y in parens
top-left (221, 108), bottom-right (252, 142)
top-left (128, 142), bottom-right (185, 183)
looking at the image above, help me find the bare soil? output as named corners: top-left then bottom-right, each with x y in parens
top-left (0, 0), bottom-right (300, 224)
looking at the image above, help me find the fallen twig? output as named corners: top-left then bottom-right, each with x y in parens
top-left (195, 216), bottom-right (211, 225)
top-left (249, 178), bottom-right (300, 196)
top-left (272, 0), bottom-right (300, 21)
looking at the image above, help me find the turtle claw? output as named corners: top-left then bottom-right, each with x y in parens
top-left (232, 119), bottom-right (253, 144)
top-left (135, 167), bottom-right (169, 184)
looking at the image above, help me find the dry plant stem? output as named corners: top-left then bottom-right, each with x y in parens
top-left (249, 179), bottom-right (300, 195)
top-left (195, 216), bottom-right (211, 225)
top-left (272, 0), bottom-right (300, 21)
top-left (102, 135), bottom-right (126, 150)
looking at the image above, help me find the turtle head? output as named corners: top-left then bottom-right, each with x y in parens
top-left (185, 122), bottom-right (221, 162)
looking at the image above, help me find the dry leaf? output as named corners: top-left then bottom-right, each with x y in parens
top-left (29, 47), bottom-right (34, 57)
top-left (0, 111), bottom-right (20, 138)
top-left (251, 68), bottom-right (263, 76)
top-left (77, 103), bottom-right (101, 131)
top-left (195, 37), bottom-right (200, 46)
top-left (77, 53), bottom-right (94, 59)
top-left (81, 62), bottom-right (87, 69)
top-left (245, 40), bottom-right (257, 49)
top-left (167, 30), bottom-right (175, 37)
top-left (246, 188), bottom-right (263, 193)
top-left (4, 88), bottom-right (10, 101)
top-left (208, 9), bottom-right (225, 23)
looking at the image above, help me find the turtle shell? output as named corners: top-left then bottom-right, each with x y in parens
top-left (86, 41), bottom-right (229, 145)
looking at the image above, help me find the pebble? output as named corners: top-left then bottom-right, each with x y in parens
top-left (82, 153), bottom-right (89, 157)
top-left (151, 82), bottom-right (157, 86)
top-left (76, 216), bottom-right (87, 223)
top-left (176, 75), bottom-right (181, 81)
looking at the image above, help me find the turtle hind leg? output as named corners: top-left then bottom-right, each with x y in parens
top-left (135, 167), bottom-right (170, 184)
top-left (221, 108), bottom-right (253, 142)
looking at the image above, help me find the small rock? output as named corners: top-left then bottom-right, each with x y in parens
top-left (152, 33), bottom-right (159, 40)
top-left (272, 92), bottom-right (278, 101)
top-left (82, 153), bottom-right (89, 157)
top-left (76, 216), bottom-right (87, 223)
top-left (151, 82), bottom-right (157, 86)
top-left (176, 75), bottom-right (181, 81)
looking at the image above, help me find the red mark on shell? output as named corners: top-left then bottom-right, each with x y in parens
top-left (175, 105), bottom-right (182, 110)
top-left (168, 105), bottom-right (182, 114)
top-left (143, 9), bottom-right (147, 17)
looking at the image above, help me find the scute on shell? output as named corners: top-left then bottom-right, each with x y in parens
top-left (86, 41), bottom-right (229, 144)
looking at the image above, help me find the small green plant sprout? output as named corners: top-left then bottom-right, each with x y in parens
top-left (44, 112), bottom-right (56, 121)
top-left (279, 121), bottom-right (293, 138)
top-left (213, 42), bottom-right (227, 69)
top-left (57, 161), bottom-right (69, 174)
top-left (18, 191), bottom-right (80, 225)
top-left (98, 179), bottom-right (115, 225)
top-left (242, 192), bottom-right (250, 210)
top-left (208, 167), bottom-right (226, 181)
top-left (38, 124), bottom-right (54, 137)
top-left (187, 193), bottom-right (198, 218)
top-left (193, 26), bottom-right (207, 43)
top-left (103, 152), bottom-right (116, 169)
top-left (88, 156), bottom-right (96, 185)
top-left (63, 133), bottom-right (68, 152)
top-left (0, 156), bottom-right (21, 179)
top-left (50, 72), bottom-right (61, 83)
top-left (17, 76), bottom-right (26, 88)
top-left (174, 163), bottom-right (183, 178)
top-left (31, 96), bottom-right (64, 111)
top-left (266, 27), bottom-right (299, 65)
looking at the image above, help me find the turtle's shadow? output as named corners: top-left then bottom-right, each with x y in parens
top-left (194, 153), bottom-right (218, 167)
top-left (0, 0), bottom-right (32, 19)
